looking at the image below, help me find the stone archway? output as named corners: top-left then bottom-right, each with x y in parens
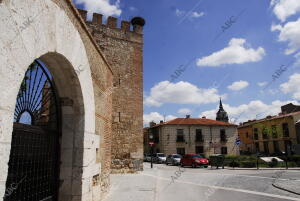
top-left (0, 0), bottom-right (102, 200)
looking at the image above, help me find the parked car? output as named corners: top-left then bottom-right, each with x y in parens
top-left (166, 154), bottom-right (182, 165)
top-left (145, 154), bottom-right (153, 162)
top-left (153, 153), bottom-right (166, 163)
top-left (180, 153), bottom-right (209, 168)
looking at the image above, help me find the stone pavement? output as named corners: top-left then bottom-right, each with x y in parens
top-left (274, 176), bottom-right (300, 195)
top-left (103, 163), bottom-right (300, 201)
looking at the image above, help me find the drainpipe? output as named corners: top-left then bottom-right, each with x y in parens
top-left (210, 126), bottom-right (213, 154)
top-left (188, 126), bottom-right (191, 148)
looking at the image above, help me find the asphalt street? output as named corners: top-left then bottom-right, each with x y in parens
top-left (104, 163), bottom-right (300, 201)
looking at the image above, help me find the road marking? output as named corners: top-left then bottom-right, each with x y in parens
top-left (192, 172), bottom-right (300, 182)
top-left (141, 173), bottom-right (300, 201)
top-left (144, 164), bottom-right (300, 182)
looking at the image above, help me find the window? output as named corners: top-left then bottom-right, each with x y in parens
top-left (262, 127), bottom-right (269, 139)
top-left (195, 129), bottom-right (203, 142)
top-left (273, 141), bottom-right (280, 153)
top-left (177, 148), bottom-right (185, 155)
top-left (254, 128), bottom-right (258, 140)
top-left (263, 142), bottom-right (269, 154)
top-left (246, 132), bottom-right (249, 138)
top-left (272, 125), bottom-right (277, 138)
top-left (220, 129), bottom-right (227, 142)
top-left (255, 142), bottom-right (260, 152)
top-left (195, 146), bottom-right (204, 154)
top-left (192, 155), bottom-right (203, 158)
top-left (221, 147), bottom-right (227, 154)
top-left (176, 129), bottom-right (185, 142)
top-left (282, 123), bottom-right (289, 137)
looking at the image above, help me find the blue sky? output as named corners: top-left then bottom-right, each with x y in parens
top-left (73, 0), bottom-right (300, 126)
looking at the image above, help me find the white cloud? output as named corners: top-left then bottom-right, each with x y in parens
top-left (257, 82), bottom-right (267, 87)
top-left (227, 80), bottom-right (249, 91)
top-left (271, 18), bottom-right (300, 55)
top-left (191, 11), bottom-right (204, 18)
top-left (196, 38), bottom-right (265, 67)
top-left (129, 6), bottom-right (136, 11)
top-left (175, 9), bottom-right (204, 19)
top-left (271, 0), bottom-right (300, 22)
top-left (294, 52), bottom-right (300, 67)
top-left (143, 112), bottom-right (176, 127)
top-left (74, 0), bottom-right (121, 19)
top-left (200, 100), bottom-right (300, 124)
top-left (144, 81), bottom-right (225, 107)
top-left (175, 9), bottom-right (184, 17)
top-left (177, 108), bottom-right (192, 115)
top-left (280, 73), bottom-right (300, 99)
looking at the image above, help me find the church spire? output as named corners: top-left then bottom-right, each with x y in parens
top-left (216, 97), bottom-right (229, 122)
top-left (219, 97), bottom-right (223, 109)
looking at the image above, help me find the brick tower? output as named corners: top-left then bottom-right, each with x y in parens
top-left (78, 9), bottom-right (145, 174)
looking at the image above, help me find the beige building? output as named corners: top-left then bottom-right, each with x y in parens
top-left (144, 115), bottom-right (239, 157)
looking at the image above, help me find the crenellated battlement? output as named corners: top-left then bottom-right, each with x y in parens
top-left (77, 9), bottom-right (145, 34)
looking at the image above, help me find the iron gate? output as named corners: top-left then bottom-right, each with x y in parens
top-left (4, 60), bottom-right (60, 201)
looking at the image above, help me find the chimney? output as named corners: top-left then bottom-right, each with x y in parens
top-left (131, 17), bottom-right (145, 34)
top-left (149, 121), bottom-right (156, 127)
top-left (160, 120), bottom-right (164, 124)
top-left (186, 115), bottom-right (190, 119)
top-left (202, 116), bottom-right (206, 119)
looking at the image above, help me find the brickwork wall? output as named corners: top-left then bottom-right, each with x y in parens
top-left (80, 11), bottom-right (144, 173)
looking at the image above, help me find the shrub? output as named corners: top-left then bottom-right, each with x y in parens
top-left (240, 161), bottom-right (256, 168)
top-left (268, 158), bottom-right (278, 168)
top-left (225, 155), bottom-right (238, 160)
top-left (229, 161), bottom-right (240, 167)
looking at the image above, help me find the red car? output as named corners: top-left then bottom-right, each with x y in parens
top-left (180, 154), bottom-right (209, 168)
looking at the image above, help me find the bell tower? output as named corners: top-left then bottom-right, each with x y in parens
top-left (216, 98), bottom-right (229, 122)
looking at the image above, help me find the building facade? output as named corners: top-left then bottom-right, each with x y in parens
top-left (0, 1), bottom-right (144, 200)
top-left (144, 116), bottom-right (239, 157)
top-left (238, 104), bottom-right (300, 155)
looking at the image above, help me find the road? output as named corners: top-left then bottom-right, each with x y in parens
top-left (104, 163), bottom-right (300, 201)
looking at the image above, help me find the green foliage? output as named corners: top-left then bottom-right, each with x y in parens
top-left (240, 161), bottom-right (256, 168)
top-left (229, 161), bottom-right (240, 167)
top-left (268, 158), bottom-right (278, 168)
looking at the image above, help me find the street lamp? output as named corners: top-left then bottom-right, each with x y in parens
top-left (149, 133), bottom-right (154, 168)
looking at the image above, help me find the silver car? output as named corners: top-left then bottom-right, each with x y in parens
top-left (154, 153), bottom-right (166, 163)
top-left (166, 154), bottom-right (182, 165)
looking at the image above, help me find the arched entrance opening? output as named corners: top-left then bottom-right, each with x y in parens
top-left (3, 52), bottom-right (90, 201)
top-left (4, 60), bottom-right (61, 201)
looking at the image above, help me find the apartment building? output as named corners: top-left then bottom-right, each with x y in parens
top-left (238, 103), bottom-right (300, 155)
top-left (144, 115), bottom-right (239, 157)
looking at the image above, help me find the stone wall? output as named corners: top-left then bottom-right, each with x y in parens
top-left (79, 11), bottom-right (145, 173)
top-left (0, 0), bottom-right (113, 200)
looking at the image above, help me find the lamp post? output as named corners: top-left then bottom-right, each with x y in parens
top-left (149, 133), bottom-right (154, 168)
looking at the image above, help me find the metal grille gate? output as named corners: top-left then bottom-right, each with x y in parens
top-left (4, 60), bottom-right (60, 201)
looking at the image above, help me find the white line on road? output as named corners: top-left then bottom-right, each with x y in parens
top-left (141, 173), bottom-right (300, 201)
top-left (190, 172), bottom-right (300, 182)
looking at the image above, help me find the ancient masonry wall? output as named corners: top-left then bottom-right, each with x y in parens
top-left (78, 9), bottom-right (144, 174)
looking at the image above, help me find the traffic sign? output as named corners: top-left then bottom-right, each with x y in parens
top-left (235, 139), bottom-right (241, 146)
